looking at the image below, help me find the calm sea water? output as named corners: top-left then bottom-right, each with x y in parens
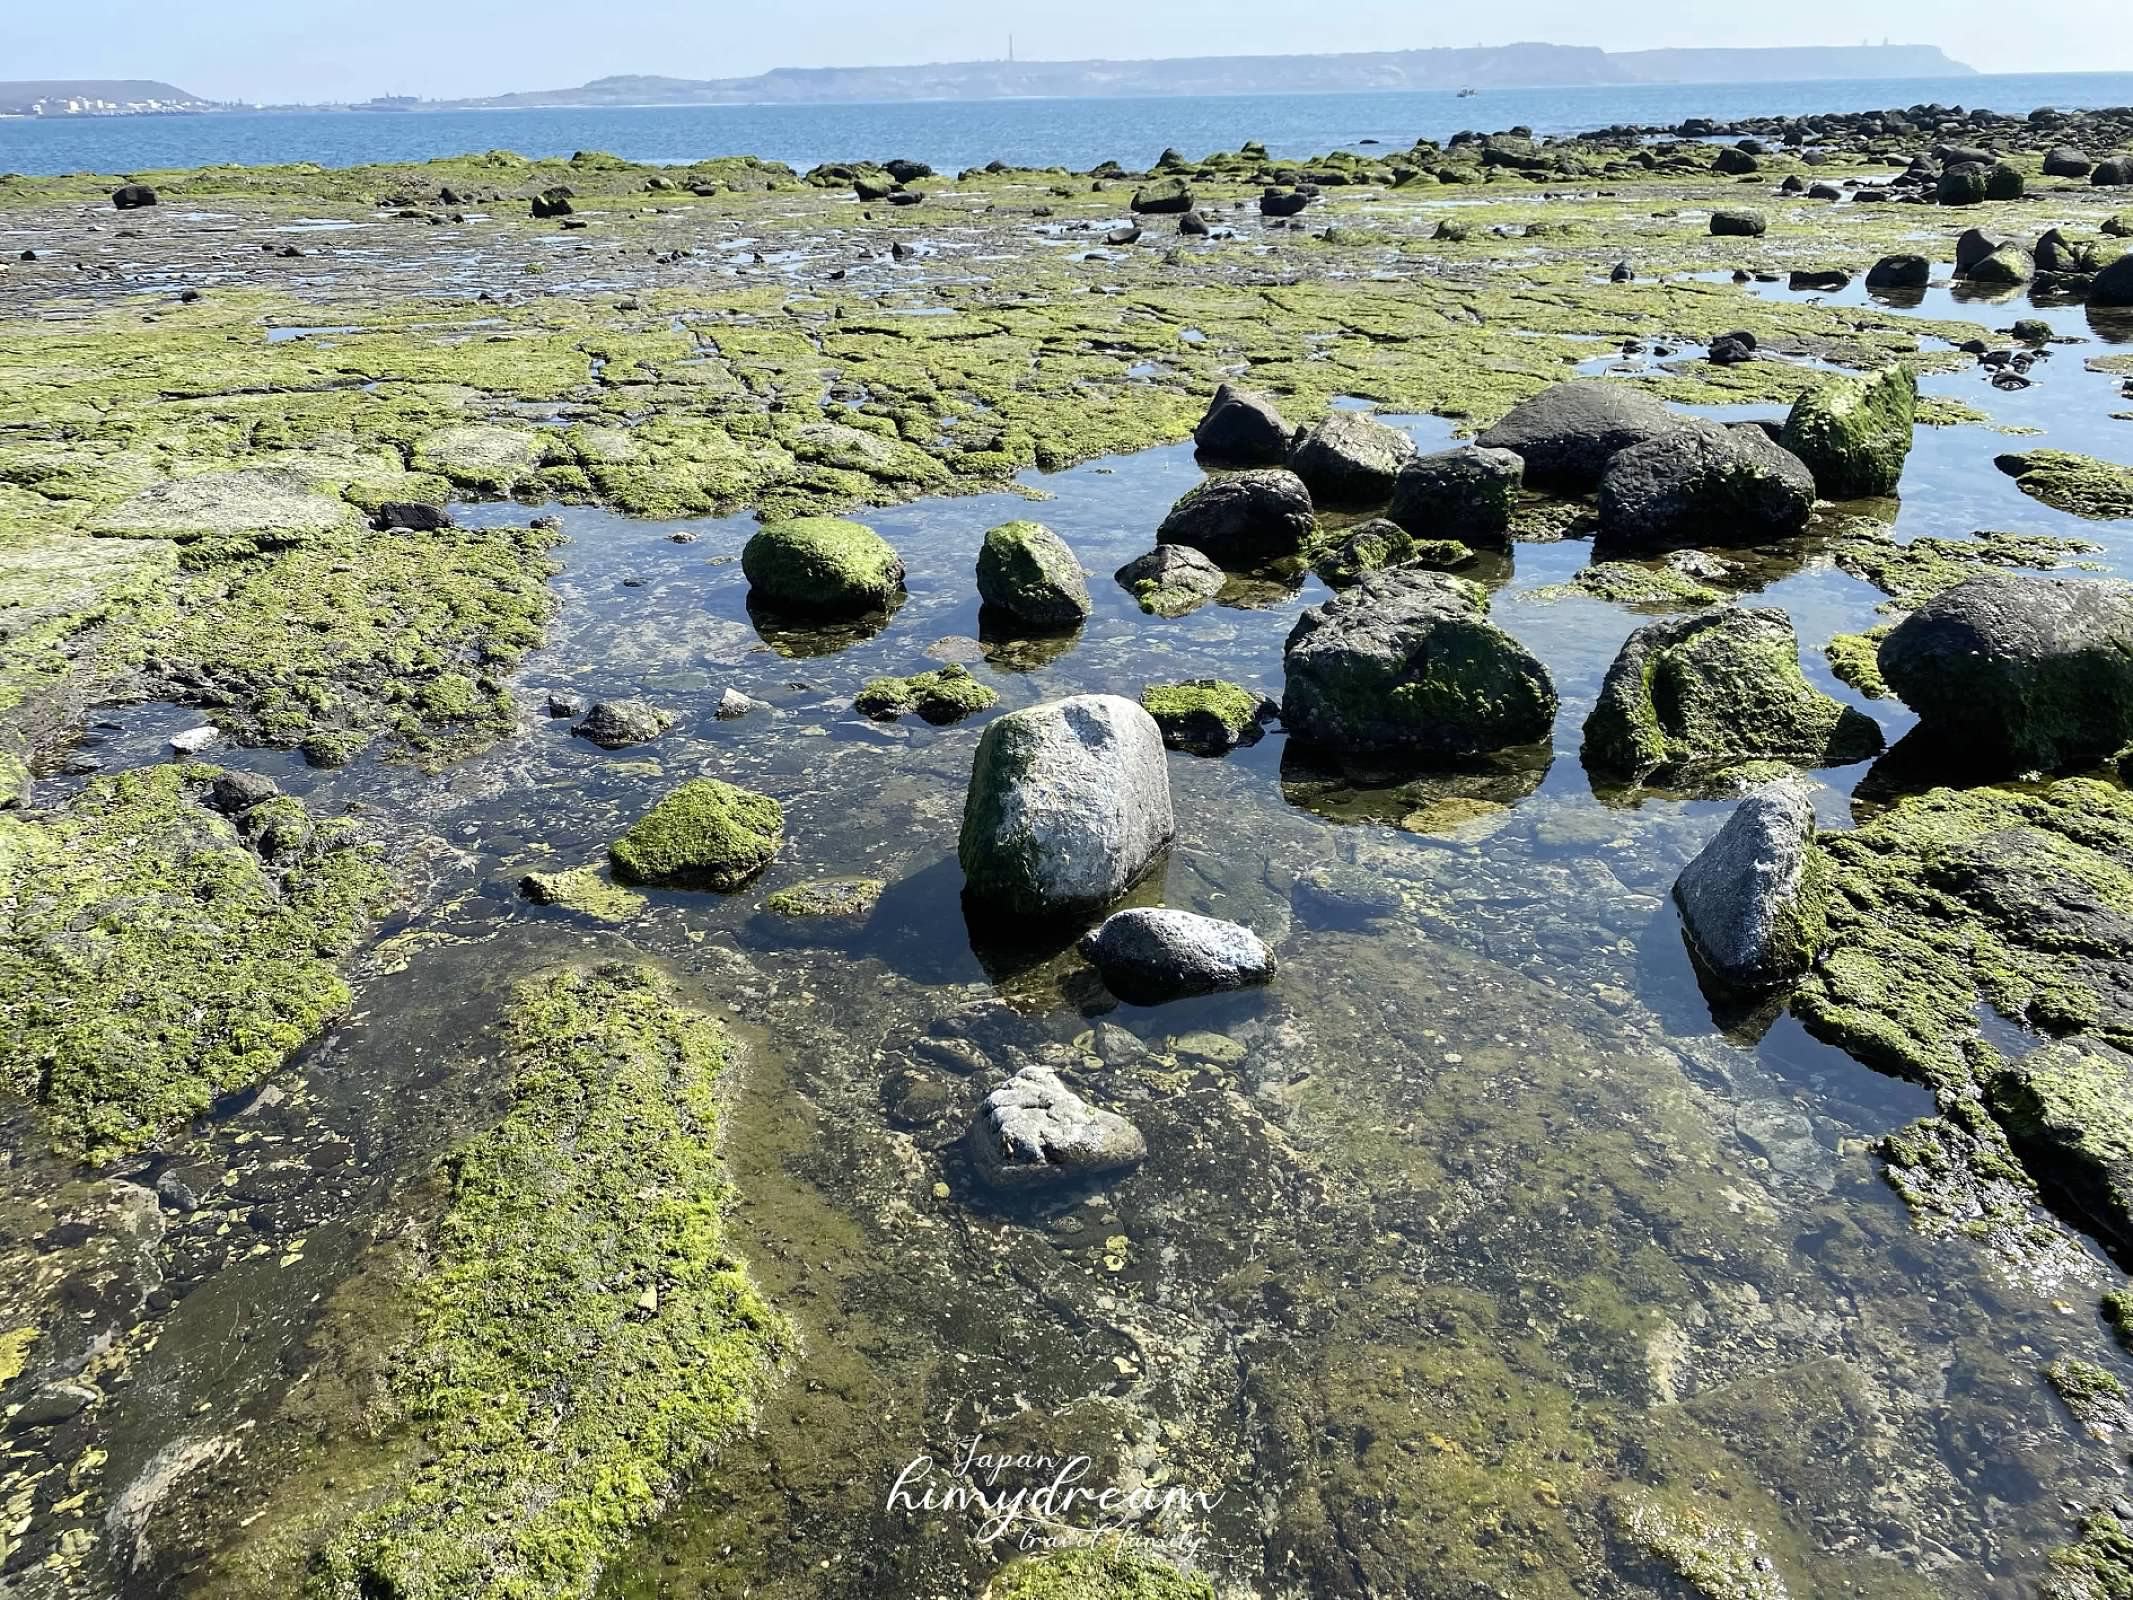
top-left (4, 72), bottom-right (2133, 177)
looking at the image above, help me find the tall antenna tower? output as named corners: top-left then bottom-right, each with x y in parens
top-left (1009, 34), bottom-right (1016, 62)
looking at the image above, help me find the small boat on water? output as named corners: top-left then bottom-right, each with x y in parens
top-left (1458, 87), bottom-right (1477, 98)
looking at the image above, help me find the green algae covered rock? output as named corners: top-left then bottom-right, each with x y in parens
top-left (1989, 1037), bottom-right (2133, 1249)
top-left (975, 519), bottom-right (1091, 626)
top-left (1140, 678), bottom-right (1270, 753)
top-left (981, 1545), bottom-right (1213, 1600)
top-left (609, 778), bottom-right (783, 889)
top-left (1824, 629), bottom-right (1893, 699)
top-left (1995, 449), bottom-right (2133, 520)
top-left (1309, 518), bottom-right (1472, 588)
top-left (517, 864), bottom-right (647, 923)
top-left (741, 516), bottom-right (905, 614)
top-left (1779, 365), bottom-right (1917, 499)
top-left (1794, 778), bottom-right (2133, 1090)
top-left (0, 765), bottom-right (395, 1160)
top-left (1283, 569), bottom-right (1555, 758)
top-left (2045, 1356), bottom-right (2133, 1439)
top-left (1528, 560), bottom-right (1723, 609)
top-left (1610, 1492), bottom-right (1791, 1600)
top-left (854, 663), bottom-right (999, 722)
top-left (1129, 175), bottom-right (1194, 215)
top-left (1582, 607), bottom-right (1883, 778)
top-left (763, 876), bottom-right (884, 919)
top-left (311, 963), bottom-right (789, 1600)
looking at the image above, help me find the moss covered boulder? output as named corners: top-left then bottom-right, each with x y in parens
top-left (0, 764), bottom-right (394, 1160)
top-left (741, 516), bottom-right (905, 615)
top-left (975, 520), bottom-right (1091, 626)
top-left (854, 663), bottom-right (999, 723)
top-left (1987, 1037), bottom-right (2133, 1248)
top-left (1878, 571), bottom-right (2133, 770)
top-left (1282, 569), bottom-right (1556, 758)
top-left (1114, 544), bottom-right (1226, 616)
top-left (608, 778), bottom-right (784, 889)
top-left (312, 964), bottom-right (789, 1599)
top-left (1994, 449), bottom-right (2133, 520)
top-left (1286, 411), bottom-right (1418, 507)
top-left (1583, 607), bottom-right (1883, 777)
top-left (1139, 679), bottom-right (1272, 754)
top-left (1779, 365), bottom-right (1918, 499)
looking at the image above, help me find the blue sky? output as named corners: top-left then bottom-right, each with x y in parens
top-left (5, 0), bottom-right (2130, 104)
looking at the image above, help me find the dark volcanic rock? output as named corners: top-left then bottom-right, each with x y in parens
top-left (1157, 469), bottom-right (1316, 564)
top-left (1285, 411), bottom-right (1418, 506)
top-left (1282, 568), bottom-right (1556, 758)
top-left (1192, 384), bottom-right (1294, 465)
top-left (1878, 571), bottom-right (2133, 770)
top-left (1866, 253), bottom-right (1932, 289)
top-left (371, 501), bottom-right (453, 532)
top-left (1475, 381), bottom-right (1683, 493)
top-left (1386, 445), bottom-right (1523, 541)
top-left (112, 184), bottom-right (158, 210)
top-left (1595, 420), bottom-right (1816, 550)
top-left (1080, 907), bottom-right (1276, 1003)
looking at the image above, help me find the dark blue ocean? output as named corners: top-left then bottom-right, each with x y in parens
top-left (4, 72), bottom-right (2133, 177)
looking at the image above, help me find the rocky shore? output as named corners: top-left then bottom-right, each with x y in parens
top-left (2, 99), bottom-right (2133, 1600)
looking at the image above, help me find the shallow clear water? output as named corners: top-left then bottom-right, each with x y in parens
top-left (6, 72), bottom-right (2133, 177)
top-left (15, 264), bottom-right (2133, 1599)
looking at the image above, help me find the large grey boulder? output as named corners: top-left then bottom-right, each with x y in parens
top-left (968, 1064), bottom-right (1147, 1189)
top-left (1476, 382), bottom-right (1684, 492)
top-left (2043, 146), bottom-right (2094, 178)
top-left (1080, 908), bottom-right (1276, 1004)
top-left (1282, 569), bottom-right (1556, 757)
top-left (1596, 419), bottom-right (1815, 550)
top-left (1878, 571), bottom-right (2133, 770)
top-left (1286, 411), bottom-right (1418, 506)
top-left (1673, 781), bottom-right (1829, 989)
top-left (1386, 445), bottom-right (1523, 541)
top-left (959, 695), bottom-right (1175, 917)
top-left (1193, 384), bottom-right (1294, 465)
top-left (1157, 468), bottom-right (1316, 564)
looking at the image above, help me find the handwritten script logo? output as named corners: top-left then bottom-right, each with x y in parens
top-left (886, 1433), bottom-right (1223, 1551)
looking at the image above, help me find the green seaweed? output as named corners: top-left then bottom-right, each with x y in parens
top-left (608, 779), bottom-right (784, 890)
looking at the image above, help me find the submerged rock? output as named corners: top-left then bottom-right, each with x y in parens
top-left (1584, 608), bottom-right (1883, 776)
top-left (608, 778), bottom-right (784, 889)
top-left (966, 1064), bottom-right (1147, 1189)
top-left (974, 520), bottom-right (1091, 626)
top-left (571, 698), bottom-right (674, 749)
top-left (854, 663), bottom-right (999, 723)
top-left (1674, 782), bottom-right (1829, 989)
top-left (1990, 1037), bottom-right (2133, 1249)
top-left (517, 865), bottom-right (647, 923)
top-left (1139, 679), bottom-right (1273, 753)
top-left (1282, 569), bottom-right (1556, 758)
top-left (1386, 444), bottom-right (1523, 541)
top-left (1192, 383), bottom-right (1294, 465)
top-left (1286, 411), bottom-right (1418, 506)
top-left (959, 694), bottom-right (1174, 917)
top-left (763, 876), bottom-right (885, 920)
top-left (1115, 543), bottom-right (1226, 615)
top-left (741, 516), bottom-right (905, 615)
top-left (1476, 381), bottom-right (1683, 492)
top-left (1157, 468), bottom-right (1316, 564)
top-left (1596, 420), bottom-right (1816, 550)
top-left (1080, 907), bottom-right (1276, 1004)
top-left (1878, 571), bottom-right (2133, 769)
top-left (1779, 365), bottom-right (1917, 500)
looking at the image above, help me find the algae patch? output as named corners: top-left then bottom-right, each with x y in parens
top-left (309, 963), bottom-right (790, 1600)
top-left (0, 764), bottom-right (396, 1159)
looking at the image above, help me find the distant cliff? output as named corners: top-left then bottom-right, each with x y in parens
top-left (443, 43), bottom-right (1975, 110)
